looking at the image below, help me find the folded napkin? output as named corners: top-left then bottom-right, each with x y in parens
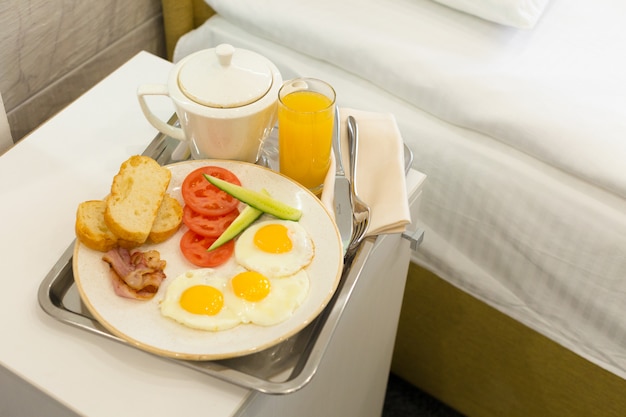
top-left (322, 108), bottom-right (411, 237)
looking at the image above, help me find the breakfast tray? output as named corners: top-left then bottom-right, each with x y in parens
top-left (38, 124), bottom-right (418, 394)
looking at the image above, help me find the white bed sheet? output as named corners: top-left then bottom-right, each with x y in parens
top-left (174, 7), bottom-right (626, 380)
top-left (202, 0), bottom-right (626, 200)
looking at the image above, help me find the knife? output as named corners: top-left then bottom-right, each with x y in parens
top-left (332, 107), bottom-right (353, 255)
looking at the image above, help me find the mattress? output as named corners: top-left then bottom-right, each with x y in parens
top-left (174, 0), bottom-right (626, 380)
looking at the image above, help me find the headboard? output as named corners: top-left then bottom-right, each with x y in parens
top-left (162, 0), bottom-right (215, 61)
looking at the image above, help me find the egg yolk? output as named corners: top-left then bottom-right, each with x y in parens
top-left (231, 271), bottom-right (271, 302)
top-left (179, 285), bottom-right (224, 315)
top-left (253, 223), bottom-right (293, 253)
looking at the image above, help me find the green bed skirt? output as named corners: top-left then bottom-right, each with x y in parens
top-left (392, 263), bottom-right (626, 417)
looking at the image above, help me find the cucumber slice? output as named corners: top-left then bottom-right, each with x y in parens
top-left (208, 204), bottom-right (263, 251)
top-left (204, 174), bottom-right (302, 221)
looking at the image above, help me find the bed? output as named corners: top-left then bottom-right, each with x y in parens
top-left (161, 1), bottom-right (626, 415)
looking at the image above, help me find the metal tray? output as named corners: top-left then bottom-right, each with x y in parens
top-left (37, 125), bottom-right (379, 395)
top-left (38, 235), bottom-right (375, 394)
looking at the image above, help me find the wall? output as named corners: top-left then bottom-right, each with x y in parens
top-left (0, 0), bottom-right (166, 142)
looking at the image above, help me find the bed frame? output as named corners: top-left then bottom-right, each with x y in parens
top-left (160, 1), bottom-right (626, 415)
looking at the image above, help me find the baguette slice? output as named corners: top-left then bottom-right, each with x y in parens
top-left (104, 155), bottom-right (171, 246)
top-left (76, 194), bottom-right (183, 251)
top-left (149, 194), bottom-right (183, 243)
top-left (75, 200), bottom-right (118, 252)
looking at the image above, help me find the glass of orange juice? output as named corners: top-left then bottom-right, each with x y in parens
top-left (278, 78), bottom-right (336, 196)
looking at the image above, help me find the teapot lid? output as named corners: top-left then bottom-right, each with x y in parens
top-left (178, 44), bottom-right (273, 108)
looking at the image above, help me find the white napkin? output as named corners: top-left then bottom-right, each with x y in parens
top-left (334, 108), bottom-right (411, 237)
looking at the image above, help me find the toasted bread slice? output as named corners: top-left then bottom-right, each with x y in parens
top-left (76, 194), bottom-right (183, 251)
top-left (149, 194), bottom-right (183, 243)
top-left (75, 200), bottom-right (118, 252)
top-left (104, 155), bottom-right (171, 246)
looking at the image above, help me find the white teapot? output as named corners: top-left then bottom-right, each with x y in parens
top-left (137, 44), bottom-right (282, 162)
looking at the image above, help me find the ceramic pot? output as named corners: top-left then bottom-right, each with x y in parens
top-left (138, 44), bottom-right (282, 162)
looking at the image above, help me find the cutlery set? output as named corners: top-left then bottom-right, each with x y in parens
top-left (333, 113), bottom-right (371, 261)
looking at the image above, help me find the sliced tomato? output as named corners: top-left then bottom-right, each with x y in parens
top-left (182, 204), bottom-right (239, 238)
top-left (179, 230), bottom-right (234, 267)
top-left (181, 166), bottom-right (242, 217)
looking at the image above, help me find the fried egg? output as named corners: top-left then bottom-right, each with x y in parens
top-left (234, 220), bottom-right (314, 278)
top-left (160, 268), bottom-right (242, 331)
top-left (224, 269), bottom-right (310, 326)
top-left (161, 220), bottom-right (315, 331)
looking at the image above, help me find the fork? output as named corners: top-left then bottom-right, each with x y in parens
top-left (345, 115), bottom-right (371, 257)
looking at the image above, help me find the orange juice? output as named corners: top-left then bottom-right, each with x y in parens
top-left (278, 89), bottom-right (334, 194)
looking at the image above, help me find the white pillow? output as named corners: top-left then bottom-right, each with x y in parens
top-left (432, 0), bottom-right (550, 29)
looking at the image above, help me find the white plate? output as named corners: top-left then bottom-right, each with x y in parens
top-left (73, 160), bottom-right (343, 361)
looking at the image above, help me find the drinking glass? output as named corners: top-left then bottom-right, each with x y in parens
top-left (278, 78), bottom-right (336, 196)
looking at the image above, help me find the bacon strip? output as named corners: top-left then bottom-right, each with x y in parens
top-left (102, 247), bottom-right (167, 300)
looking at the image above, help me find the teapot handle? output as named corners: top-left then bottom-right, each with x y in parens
top-left (137, 84), bottom-right (186, 141)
